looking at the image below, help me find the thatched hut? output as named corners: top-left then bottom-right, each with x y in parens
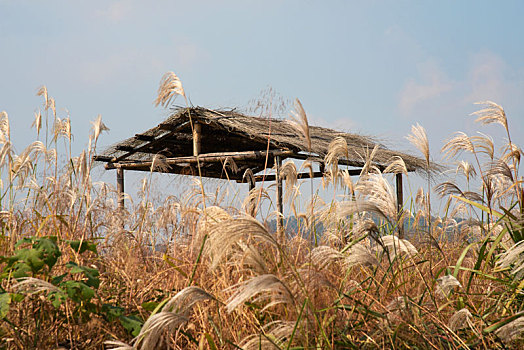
top-left (94, 107), bottom-right (432, 231)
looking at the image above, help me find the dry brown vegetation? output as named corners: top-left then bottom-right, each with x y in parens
top-left (0, 77), bottom-right (523, 349)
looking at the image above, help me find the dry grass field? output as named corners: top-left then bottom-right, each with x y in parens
top-left (0, 75), bottom-right (522, 349)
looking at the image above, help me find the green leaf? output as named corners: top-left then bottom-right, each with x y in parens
top-left (6, 237), bottom-right (61, 275)
top-left (66, 262), bottom-right (100, 289)
top-left (141, 301), bottom-right (159, 312)
top-left (0, 292), bottom-right (10, 319)
top-left (51, 273), bottom-right (67, 286)
top-left (205, 333), bottom-right (218, 350)
top-left (101, 304), bottom-right (125, 321)
top-left (67, 240), bottom-right (97, 254)
top-left (6, 248), bottom-right (45, 277)
top-left (33, 237), bottom-right (61, 269)
top-left (451, 195), bottom-right (504, 218)
top-left (61, 280), bottom-right (95, 302)
top-left (454, 242), bottom-right (476, 278)
top-left (483, 311), bottom-right (524, 334)
top-left (119, 315), bottom-right (143, 337)
top-left (48, 290), bottom-right (67, 308)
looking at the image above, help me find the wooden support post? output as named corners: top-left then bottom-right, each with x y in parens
top-left (193, 122), bottom-right (201, 156)
top-left (275, 155), bottom-right (284, 240)
top-left (396, 173), bottom-right (404, 238)
top-left (117, 166), bottom-right (125, 210)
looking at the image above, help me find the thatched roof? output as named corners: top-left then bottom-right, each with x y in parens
top-left (94, 107), bottom-right (433, 180)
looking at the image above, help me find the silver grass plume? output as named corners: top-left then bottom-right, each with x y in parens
top-left (150, 154), bottom-right (170, 173)
top-left (456, 161), bottom-right (477, 182)
top-left (36, 85), bottom-right (48, 107)
top-left (12, 277), bottom-right (61, 294)
top-left (377, 235), bottom-right (418, 259)
top-left (436, 275), bottom-right (462, 297)
top-left (289, 98), bottom-right (311, 152)
top-left (496, 241), bottom-right (524, 279)
top-left (91, 114), bottom-right (109, 142)
top-left (334, 200), bottom-right (391, 225)
top-left (310, 245), bottom-right (344, 269)
top-left (387, 296), bottom-right (409, 313)
top-left (301, 158), bottom-right (315, 179)
top-left (343, 241), bottom-right (379, 268)
top-left (406, 123), bottom-right (429, 167)
top-left (502, 142), bottom-right (522, 164)
top-left (53, 117), bottom-right (72, 141)
top-left (448, 308), bottom-right (476, 333)
top-left (386, 296), bottom-right (410, 322)
top-left (471, 100), bottom-right (507, 130)
top-left (242, 168), bottom-right (255, 186)
top-left (288, 267), bottom-right (334, 297)
top-left (197, 206), bottom-right (230, 236)
top-left (486, 159), bottom-right (514, 182)
top-left (231, 241), bottom-right (269, 274)
top-left (223, 156), bottom-right (239, 174)
top-left (204, 216), bottom-right (277, 270)
top-left (384, 156), bottom-right (408, 175)
top-left (225, 274), bottom-right (294, 313)
top-left (132, 287), bottom-right (214, 349)
top-left (134, 312), bottom-right (188, 349)
top-left (495, 315), bottom-right (524, 345)
top-left (280, 160), bottom-right (298, 202)
top-left (47, 97), bottom-right (56, 116)
top-left (162, 286), bottom-right (215, 315)
top-left (240, 321), bottom-right (296, 350)
top-left (340, 169), bottom-right (355, 194)
top-left (104, 340), bottom-right (136, 350)
top-left (355, 173), bottom-right (398, 223)
top-left (470, 133), bottom-right (494, 160)
top-left (359, 144), bottom-right (379, 176)
top-left (242, 187), bottom-right (270, 217)
top-left (325, 137), bottom-right (348, 186)
top-left (0, 111), bottom-right (10, 141)
top-left (435, 181), bottom-right (483, 202)
top-left (442, 132), bottom-right (475, 159)
top-left (154, 71), bottom-right (185, 108)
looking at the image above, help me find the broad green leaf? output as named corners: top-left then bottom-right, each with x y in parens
top-left (61, 280), bottom-right (95, 302)
top-left (141, 301), bottom-right (159, 312)
top-left (67, 240), bottom-right (97, 254)
top-left (0, 293), bottom-right (10, 319)
top-left (66, 262), bottom-right (100, 289)
top-left (101, 304), bottom-right (125, 321)
top-left (119, 315), bottom-right (143, 337)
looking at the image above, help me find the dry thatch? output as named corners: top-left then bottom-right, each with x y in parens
top-left (94, 107), bottom-right (435, 180)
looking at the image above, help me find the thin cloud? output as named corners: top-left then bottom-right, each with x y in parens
top-left (399, 60), bottom-right (454, 115)
top-left (95, 1), bottom-right (134, 22)
top-left (465, 51), bottom-right (511, 103)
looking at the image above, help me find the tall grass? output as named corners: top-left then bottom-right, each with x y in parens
top-left (0, 79), bottom-right (522, 349)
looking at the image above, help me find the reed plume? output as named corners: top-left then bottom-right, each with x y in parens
top-left (154, 72), bottom-right (186, 108)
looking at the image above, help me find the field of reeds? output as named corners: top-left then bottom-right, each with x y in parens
top-left (0, 75), bottom-right (523, 349)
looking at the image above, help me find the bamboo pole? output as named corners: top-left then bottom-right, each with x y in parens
top-left (193, 122), bottom-right (201, 156)
top-left (275, 155), bottom-right (284, 240)
top-left (117, 166), bottom-right (125, 210)
top-left (396, 173), bottom-right (404, 238)
top-left (105, 150), bottom-right (294, 170)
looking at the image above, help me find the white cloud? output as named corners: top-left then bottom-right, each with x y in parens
top-left (398, 60), bottom-right (454, 115)
top-left (175, 42), bottom-right (210, 70)
top-left (465, 52), bottom-right (510, 103)
top-left (95, 1), bottom-right (134, 22)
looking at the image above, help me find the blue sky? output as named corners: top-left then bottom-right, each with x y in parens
top-left (1, 0), bottom-right (523, 206)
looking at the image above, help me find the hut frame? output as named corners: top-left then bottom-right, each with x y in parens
top-left (95, 107), bottom-right (431, 235)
